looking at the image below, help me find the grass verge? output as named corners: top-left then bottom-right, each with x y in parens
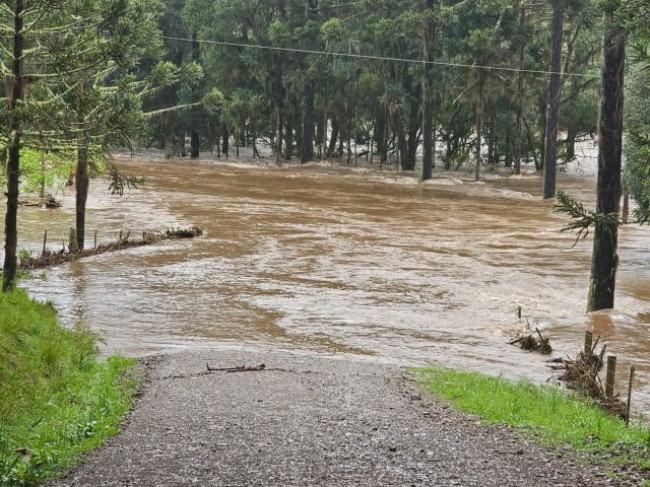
top-left (414, 367), bottom-right (650, 473)
top-left (0, 290), bottom-right (138, 486)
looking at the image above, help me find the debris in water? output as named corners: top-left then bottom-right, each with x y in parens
top-left (19, 226), bottom-right (204, 270)
top-left (508, 326), bottom-right (552, 354)
top-left (18, 194), bottom-right (62, 209)
top-left (165, 226), bottom-right (203, 239)
top-left (506, 309), bottom-right (552, 355)
top-left (548, 336), bottom-right (627, 418)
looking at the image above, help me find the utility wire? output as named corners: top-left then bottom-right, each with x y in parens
top-left (161, 35), bottom-right (597, 79)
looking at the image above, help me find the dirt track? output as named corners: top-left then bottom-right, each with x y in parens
top-left (47, 350), bottom-right (620, 487)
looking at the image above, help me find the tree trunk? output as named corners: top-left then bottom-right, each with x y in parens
top-left (513, 5), bottom-right (526, 176)
top-left (421, 0), bottom-right (436, 181)
top-left (285, 121), bottom-right (293, 160)
top-left (316, 115), bottom-right (324, 159)
top-left (537, 98), bottom-right (546, 171)
top-left (222, 124), bottom-right (229, 157)
top-left (300, 82), bottom-right (315, 163)
top-left (543, 0), bottom-right (565, 199)
top-left (75, 135), bottom-right (90, 251)
top-left (565, 126), bottom-right (577, 162)
top-left (475, 107), bottom-right (483, 181)
top-left (0, 148), bottom-right (7, 175)
top-left (3, 0), bottom-right (24, 292)
top-left (300, 0), bottom-right (318, 163)
top-left (395, 112), bottom-right (409, 170)
top-left (587, 9), bottom-right (626, 312)
top-left (505, 121), bottom-right (513, 168)
top-left (275, 107), bottom-right (283, 166)
top-left (190, 131), bottom-right (200, 159)
top-left (327, 118), bottom-right (339, 158)
top-left (190, 32), bottom-right (200, 159)
top-left (487, 118), bottom-right (496, 164)
top-left (474, 76), bottom-right (485, 181)
top-left (406, 100), bottom-right (420, 171)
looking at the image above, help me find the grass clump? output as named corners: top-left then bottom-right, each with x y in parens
top-left (414, 367), bottom-right (650, 470)
top-left (0, 290), bottom-right (137, 486)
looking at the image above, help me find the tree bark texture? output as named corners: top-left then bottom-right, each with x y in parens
top-left (421, 0), bottom-right (436, 181)
top-left (587, 10), bottom-right (626, 312)
top-left (543, 0), bottom-right (565, 199)
top-left (190, 32), bottom-right (200, 159)
top-left (300, 0), bottom-right (318, 163)
top-left (474, 72), bottom-right (486, 182)
top-left (222, 124), bottom-right (229, 157)
top-left (75, 135), bottom-right (90, 251)
top-left (3, 0), bottom-right (24, 292)
top-left (513, 5), bottom-right (526, 175)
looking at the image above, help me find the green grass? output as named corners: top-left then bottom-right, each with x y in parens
top-left (414, 367), bottom-right (650, 470)
top-left (0, 290), bottom-right (137, 486)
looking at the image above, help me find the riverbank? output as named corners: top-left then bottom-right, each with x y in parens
top-left (0, 290), bottom-right (137, 486)
top-left (45, 349), bottom-right (627, 487)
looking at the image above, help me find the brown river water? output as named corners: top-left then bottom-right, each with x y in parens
top-left (5, 153), bottom-right (650, 414)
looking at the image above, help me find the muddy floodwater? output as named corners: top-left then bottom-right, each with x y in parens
top-left (6, 154), bottom-right (650, 413)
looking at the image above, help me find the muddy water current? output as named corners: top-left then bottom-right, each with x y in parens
top-left (7, 155), bottom-right (650, 413)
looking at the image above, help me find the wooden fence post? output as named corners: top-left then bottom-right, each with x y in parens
top-left (584, 330), bottom-right (593, 356)
top-left (41, 230), bottom-right (48, 257)
top-left (605, 356), bottom-right (617, 398)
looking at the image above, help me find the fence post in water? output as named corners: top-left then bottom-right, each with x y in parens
top-left (516, 306), bottom-right (522, 320)
top-left (41, 230), bottom-right (48, 257)
top-left (605, 356), bottom-right (617, 398)
top-left (584, 330), bottom-right (593, 356)
top-left (118, 230), bottom-right (123, 245)
top-left (626, 365), bottom-right (635, 425)
top-left (94, 230), bottom-right (98, 249)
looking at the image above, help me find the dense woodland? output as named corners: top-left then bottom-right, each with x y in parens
top-left (0, 0), bottom-right (649, 308)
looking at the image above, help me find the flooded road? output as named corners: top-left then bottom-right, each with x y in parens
top-left (7, 155), bottom-right (650, 412)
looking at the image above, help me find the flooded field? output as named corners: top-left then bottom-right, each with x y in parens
top-left (5, 153), bottom-right (650, 413)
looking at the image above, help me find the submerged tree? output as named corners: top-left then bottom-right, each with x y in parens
top-left (555, 0), bottom-right (649, 312)
top-left (1, 0), bottom-right (27, 291)
top-left (542, 0), bottom-right (565, 199)
top-left (586, 0), bottom-right (626, 311)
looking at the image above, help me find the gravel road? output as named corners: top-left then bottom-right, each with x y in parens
top-left (47, 350), bottom-right (623, 486)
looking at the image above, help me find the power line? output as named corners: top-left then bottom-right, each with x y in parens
top-left (161, 35), bottom-right (597, 79)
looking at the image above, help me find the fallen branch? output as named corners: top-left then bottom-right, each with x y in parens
top-left (206, 363), bottom-right (266, 373)
top-left (19, 226), bottom-right (203, 270)
top-left (507, 321), bottom-right (552, 355)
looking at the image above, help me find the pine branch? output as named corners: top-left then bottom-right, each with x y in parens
top-left (143, 102), bottom-right (203, 118)
top-left (106, 161), bottom-right (144, 196)
top-left (554, 191), bottom-right (620, 247)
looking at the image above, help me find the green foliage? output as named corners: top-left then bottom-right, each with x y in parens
top-left (106, 163), bottom-right (145, 196)
top-left (623, 64), bottom-right (650, 224)
top-left (19, 149), bottom-right (75, 196)
top-left (554, 190), bottom-right (621, 244)
top-left (415, 367), bottom-right (650, 469)
top-left (0, 290), bottom-right (137, 486)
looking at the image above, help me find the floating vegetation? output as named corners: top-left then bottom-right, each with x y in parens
top-left (164, 226), bottom-right (203, 239)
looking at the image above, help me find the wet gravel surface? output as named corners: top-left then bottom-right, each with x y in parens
top-left (48, 350), bottom-right (626, 486)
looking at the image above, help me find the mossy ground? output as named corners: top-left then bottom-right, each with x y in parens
top-left (0, 290), bottom-right (137, 486)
